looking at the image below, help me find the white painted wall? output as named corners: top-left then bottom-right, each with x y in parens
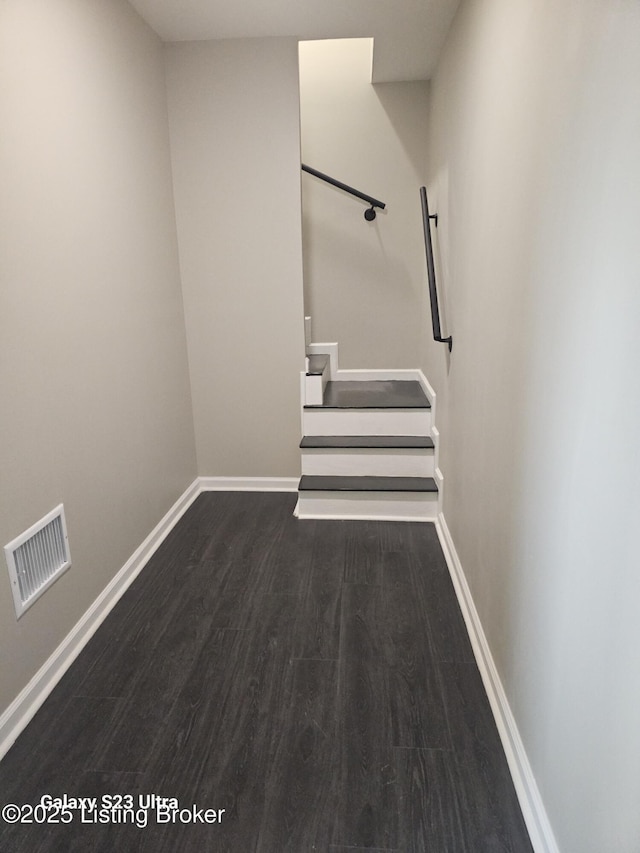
top-left (0, 0), bottom-right (197, 714)
top-left (165, 38), bottom-right (306, 476)
top-left (427, 1), bottom-right (640, 850)
top-left (299, 39), bottom-right (429, 368)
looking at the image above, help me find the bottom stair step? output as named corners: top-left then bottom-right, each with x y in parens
top-left (298, 475), bottom-right (437, 492)
top-left (296, 475), bottom-right (439, 522)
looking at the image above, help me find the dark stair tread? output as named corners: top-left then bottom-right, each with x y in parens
top-left (298, 475), bottom-right (438, 493)
top-left (306, 354), bottom-right (330, 376)
top-left (304, 380), bottom-right (430, 410)
top-left (300, 435), bottom-right (434, 449)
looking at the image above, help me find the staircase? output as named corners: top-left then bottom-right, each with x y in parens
top-left (295, 344), bottom-right (439, 521)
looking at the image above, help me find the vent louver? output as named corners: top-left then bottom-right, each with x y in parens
top-left (4, 505), bottom-right (71, 619)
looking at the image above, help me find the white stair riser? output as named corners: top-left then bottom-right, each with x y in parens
top-left (303, 408), bottom-right (431, 436)
top-left (296, 491), bottom-right (438, 521)
top-left (301, 448), bottom-right (434, 477)
top-left (304, 374), bottom-right (324, 406)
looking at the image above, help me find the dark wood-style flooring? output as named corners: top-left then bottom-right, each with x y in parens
top-left (0, 492), bottom-right (533, 852)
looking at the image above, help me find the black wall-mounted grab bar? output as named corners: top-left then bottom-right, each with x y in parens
top-left (420, 186), bottom-right (452, 352)
top-left (301, 163), bottom-right (385, 221)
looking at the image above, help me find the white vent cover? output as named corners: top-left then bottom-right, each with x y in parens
top-left (4, 504), bottom-right (71, 619)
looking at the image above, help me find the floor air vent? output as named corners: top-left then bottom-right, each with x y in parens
top-left (4, 504), bottom-right (71, 619)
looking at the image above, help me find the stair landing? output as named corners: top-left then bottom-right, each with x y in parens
top-left (305, 380), bottom-right (430, 409)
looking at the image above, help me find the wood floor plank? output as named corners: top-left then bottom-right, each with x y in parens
top-left (333, 652), bottom-right (398, 849)
top-left (340, 582), bottom-right (389, 663)
top-left (394, 747), bottom-right (469, 852)
top-left (398, 744), bottom-right (532, 853)
top-left (406, 521), bottom-right (449, 569)
top-left (383, 583), bottom-right (451, 750)
top-left (344, 520), bottom-right (385, 586)
top-left (90, 593), bottom-right (216, 773)
top-left (333, 584), bottom-right (398, 849)
top-left (381, 549), bottom-right (413, 588)
top-left (187, 491), bottom-right (298, 598)
top-left (73, 547), bottom-right (202, 699)
top-left (409, 552), bottom-right (476, 663)
top-left (135, 599), bottom-right (297, 853)
top-left (255, 659), bottom-right (339, 851)
top-left (292, 520), bottom-right (346, 660)
top-left (23, 771), bottom-right (147, 853)
top-left (263, 514), bottom-right (317, 596)
top-left (0, 697), bottom-right (125, 853)
top-left (137, 629), bottom-right (245, 808)
top-left (329, 848), bottom-right (398, 852)
top-left (149, 594), bottom-right (300, 852)
top-left (340, 578), bottom-right (450, 751)
top-left (198, 491), bottom-right (292, 593)
top-left (439, 662), bottom-right (534, 851)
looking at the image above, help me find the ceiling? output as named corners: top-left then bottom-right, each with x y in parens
top-left (127, 0), bottom-right (461, 82)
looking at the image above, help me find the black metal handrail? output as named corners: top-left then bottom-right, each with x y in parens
top-left (420, 186), bottom-right (452, 352)
top-left (301, 163), bottom-right (385, 221)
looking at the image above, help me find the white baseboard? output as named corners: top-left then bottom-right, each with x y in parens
top-left (198, 476), bottom-right (298, 492)
top-left (0, 478), bottom-right (202, 762)
top-left (435, 512), bottom-right (560, 853)
top-left (296, 513), bottom-right (432, 522)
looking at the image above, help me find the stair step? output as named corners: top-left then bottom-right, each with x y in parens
top-left (300, 435), bottom-right (434, 477)
top-left (298, 475), bottom-right (438, 493)
top-left (300, 435), bottom-right (434, 449)
top-left (306, 354), bottom-right (330, 376)
top-left (296, 478), bottom-right (439, 520)
top-left (304, 380), bottom-right (430, 410)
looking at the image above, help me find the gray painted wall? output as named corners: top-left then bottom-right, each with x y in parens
top-left (165, 38), bottom-right (306, 478)
top-left (299, 39), bottom-right (429, 369)
top-left (0, 0), bottom-right (197, 714)
top-left (426, 0), bottom-right (640, 849)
